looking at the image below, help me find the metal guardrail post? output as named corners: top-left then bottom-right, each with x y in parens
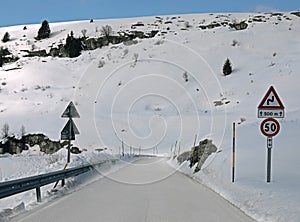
top-left (36, 187), bottom-right (42, 203)
top-left (61, 179), bottom-right (65, 187)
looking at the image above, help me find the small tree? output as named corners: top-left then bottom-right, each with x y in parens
top-left (36, 20), bottom-right (51, 40)
top-left (131, 53), bottom-right (139, 67)
top-left (0, 47), bottom-right (11, 67)
top-left (20, 125), bottom-right (26, 137)
top-left (81, 29), bottom-right (87, 38)
top-left (133, 53), bottom-right (138, 62)
top-left (2, 123), bottom-right (9, 138)
top-left (64, 31), bottom-right (83, 58)
top-left (98, 59), bottom-right (105, 68)
top-left (2, 32), bottom-right (10, 43)
top-left (0, 47), bottom-right (17, 67)
top-left (20, 125), bottom-right (26, 150)
top-left (0, 47), bottom-right (11, 57)
top-left (223, 58), bottom-right (233, 76)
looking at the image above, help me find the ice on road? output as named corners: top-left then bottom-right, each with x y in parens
top-left (13, 158), bottom-right (255, 222)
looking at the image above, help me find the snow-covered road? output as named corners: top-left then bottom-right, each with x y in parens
top-left (12, 157), bottom-right (255, 222)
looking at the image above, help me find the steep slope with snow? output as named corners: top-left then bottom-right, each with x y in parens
top-left (0, 12), bottom-right (300, 221)
top-left (0, 13), bottom-right (299, 151)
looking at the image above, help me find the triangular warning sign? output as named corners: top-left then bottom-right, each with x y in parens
top-left (70, 119), bottom-right (80, 135)
top-left (61, 101), bottom-right (80, 118)
top-left (61, 119), bottom-right (80, 140)
top-left (258, 86), bottom-right (285, 109)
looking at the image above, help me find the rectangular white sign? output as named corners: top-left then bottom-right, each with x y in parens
top-left (258, 109), bottom-right (284, 118)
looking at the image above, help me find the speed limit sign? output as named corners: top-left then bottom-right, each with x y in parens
top-left (260, 118), bottom-right (280, 137)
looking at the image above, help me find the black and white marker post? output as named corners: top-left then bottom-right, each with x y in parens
top-left (232, 122), bottom-right (236, 183)
top-left (61, 101), bottom-right (80, 163)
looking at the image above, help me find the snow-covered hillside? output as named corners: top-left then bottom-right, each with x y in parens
top-left (0, 12), bottom-right (300, 221)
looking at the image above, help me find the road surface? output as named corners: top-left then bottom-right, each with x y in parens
top-left (13, 158), bottom-right (255, 222)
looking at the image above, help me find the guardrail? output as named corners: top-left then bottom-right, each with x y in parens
top-left (0, 159), bottom-right (116, 203)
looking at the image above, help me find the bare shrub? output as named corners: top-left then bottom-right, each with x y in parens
top-left (183, 72), bottom-right (188, 82)
top-left (2, 123), bottom-right (9, 138)
top-left (81, 29), bottom-right (87, 38)
top-left (101, 25), bottom-right (113, 42)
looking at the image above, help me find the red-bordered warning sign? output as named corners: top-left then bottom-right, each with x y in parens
top-left (258, 86), bottom-right (285, 118)
top-left (258, 86), bottom-right (285, 109)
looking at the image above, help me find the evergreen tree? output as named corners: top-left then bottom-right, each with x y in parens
top-left (36, 20), bottom-right (51, 40)
top-left (0, 49), bottom-right (3, 67)
top-left (0, 47), bottom-right (11, 57)
top-left (223, 58), bottom-right (233, 76)
top-left (0, 47), bottom-right (18, 67)
top-left (0, 47), bottom-right (17, 67)
top-left (0, 47), bottom-right (10, 67)
top-left (2, 32), bottom-right (10, 43)
top-left (64, 31), bottom-right (83, 58)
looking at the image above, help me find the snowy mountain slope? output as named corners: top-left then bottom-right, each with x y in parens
top-left (0, 13), bottom-right (299, 150)
top-left (0, 12), bottom-right (300, 221)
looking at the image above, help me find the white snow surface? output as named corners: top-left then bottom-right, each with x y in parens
top-left (0, 150), bottom-right (137, 221)
top-left (0, 12), bottom-right (300, 221)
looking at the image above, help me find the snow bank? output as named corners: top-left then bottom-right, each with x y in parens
top-left (0, 149), bottom-right (136, 221)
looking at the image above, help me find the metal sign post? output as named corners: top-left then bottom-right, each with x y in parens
top-left (266, 137), bottom-right (272, 182)
top-left (61, 101), bottom-right (80, 163)
top-left (260, 118), bottom-right (280, 183)
top-left (258, 86), bottom-right (284, 183)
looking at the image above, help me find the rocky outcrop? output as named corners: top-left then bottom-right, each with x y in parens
top-left (176, 139), bottom-right (218, 172)
top-left (189, 139), bottom-right (218, 172)
top-left (177, 151), bottom-right (192, 164)
top-left (22, 49), bottom-right (48, 57)
top-left (25, 133), bottom-right (65, 154)
top-left (291, 11), bottom-right (300, 17)
top-left (0, 137), bottom-right (27, 154)
top-left (199, 22), bottom-right (222, 30)
top-left (49, 30), bottom-right (159, 58)
top-left (84, 37), bottom-right (109, 50)
top-left (70, 146), bottom-right (81, 154)
top-left (0, 133), bottom-right (68, 155)
top-left (229, 21), bottom-right (248, 30)
top-left (8, 29), bottom-right (159, 60)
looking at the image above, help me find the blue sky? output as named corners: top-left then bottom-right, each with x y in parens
top-left (1, 0), bottom-right (299, 27)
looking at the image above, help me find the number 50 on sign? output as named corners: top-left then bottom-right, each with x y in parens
top-left (260, 118), bottom-right (280, 137)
